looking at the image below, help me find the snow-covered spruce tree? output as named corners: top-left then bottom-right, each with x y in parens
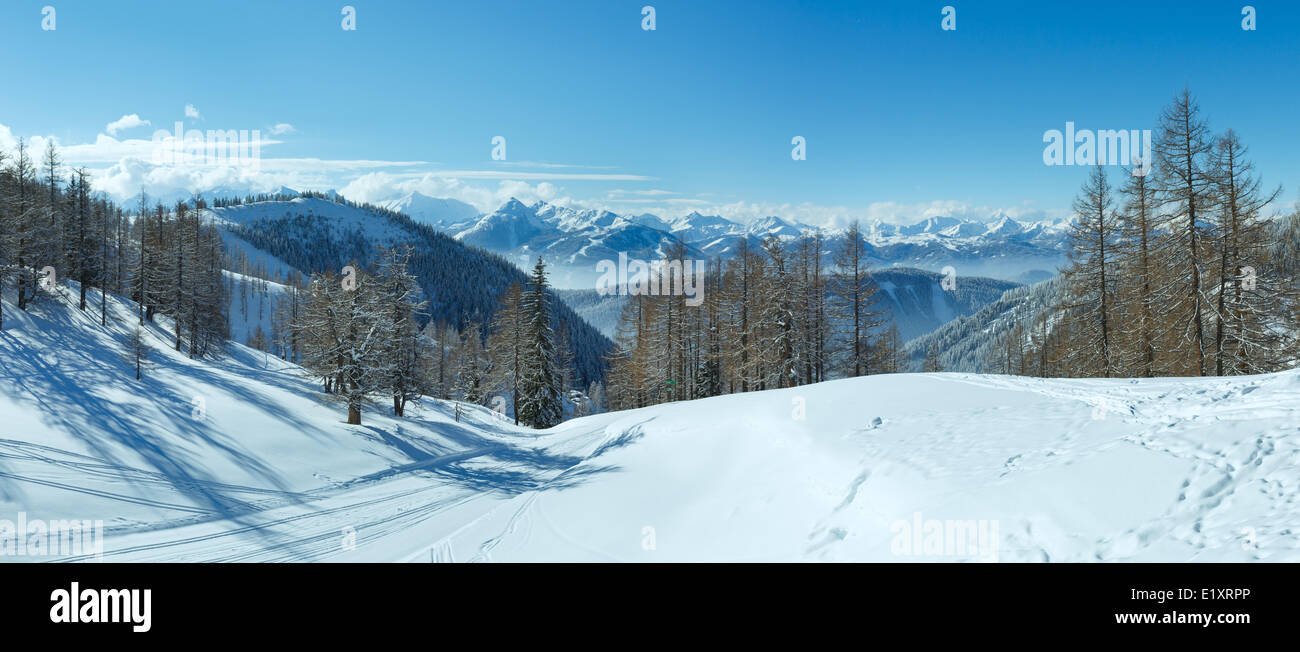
top-left (334, 266), bottom-right (384, 425)
top-left (373, 246), bottom-right (429, 417)
top-left (516, 258), bottom-right (562, 429)
top-left (759, 235), bottom-right (798, 388)
top-left (1059, 164), bottom-right (1120, 377)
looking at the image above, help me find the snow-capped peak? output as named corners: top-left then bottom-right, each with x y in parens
top-left (986, 213), bottom-right (1024, 236)
top-left (380, 191), bottom-right (480, 228)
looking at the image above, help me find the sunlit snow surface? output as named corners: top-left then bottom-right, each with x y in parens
top-left (1, 287), bottom-right (1296, 562)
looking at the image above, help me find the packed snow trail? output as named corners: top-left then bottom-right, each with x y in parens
top-left (2, 287), bottom-right (1297, 562)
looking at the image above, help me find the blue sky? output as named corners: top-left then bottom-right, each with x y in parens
top-left (2, 0), bottom-right (1298, 226)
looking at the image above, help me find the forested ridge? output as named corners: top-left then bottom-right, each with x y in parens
top-left (216, 195), bottom-right (612, 387)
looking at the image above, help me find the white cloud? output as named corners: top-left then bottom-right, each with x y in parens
top-left (497, 161), bottom-right (617, 170)
top-left (0, 122), bottom-right (1077, 228)
top-left (0, 123), bottom-right (16, 152)
top-left (268, 123), bottom-right (296, 136)
top-left (94, 156), bottom-right (275, 202)
top-left (53, 132), bottom-right (287, 165)
top-left (105, 114), bottom-right (151, 136)
top-left (415, 169), bottom-right (651, 182)
top-left (84, 155), bottom-right (427, 202)
top-left (184, 104), bottom-right (202, 120)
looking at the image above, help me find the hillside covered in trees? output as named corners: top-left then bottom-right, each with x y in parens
top-left (0, 142), bottom-right (610, 429)
top-left (211, 195), bottom-right (611, 388)
top-left (995, 89), bottom-right (1300, 379)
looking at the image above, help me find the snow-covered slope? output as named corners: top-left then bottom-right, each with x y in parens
top-left (3, 285), bottom-right (1296, 562)
top-left (431, 371), bottom-right (1300, 562)
top-left (870, 268), bottom-right (1019, 341)
top-left (224, 271), bottom-right (290, 347)
top-left (907, 276), bottom-right (1064, 372)
top-left (554, 288), bottom-right (626, 339)
top-left (0, 285), bottom-right (575, 562)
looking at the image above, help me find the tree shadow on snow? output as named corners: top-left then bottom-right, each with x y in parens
top-left (0, 305), bottom-right (302, 552)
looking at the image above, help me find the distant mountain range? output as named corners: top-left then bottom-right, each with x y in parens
top-left (414, 193), bottom-right (1072, 288)
top-left (122, 184), bottom-right (1071, 288)
top-left (153, 184), bottom-right (1067, 357)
